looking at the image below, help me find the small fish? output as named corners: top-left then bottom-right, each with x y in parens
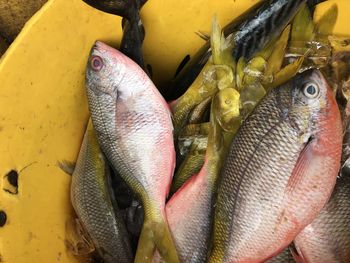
top-left (293, 174), bottom-right (350, 263)
top-left (86, 41), bottom-right (179, 263)
top-left (167, 0), bottom-right (312, 100)
top-left (209, 69), bottom-right (342, 263)
top-left (70, 120), bottom-right (133, 263)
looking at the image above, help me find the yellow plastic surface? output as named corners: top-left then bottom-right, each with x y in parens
top-left (0, 0), bottom-right (349, 262)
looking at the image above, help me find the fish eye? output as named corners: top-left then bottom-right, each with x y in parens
top-left (91, 56), bottom-right (103, 71)
top-left (302, 82), bottom-right (319, 99)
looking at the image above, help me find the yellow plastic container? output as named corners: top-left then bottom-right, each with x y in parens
top-left (0, 0), bottom-right (349, 262)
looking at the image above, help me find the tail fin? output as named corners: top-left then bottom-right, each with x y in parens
top-left (120, 0), bottom-right (148, 72)
top-left (135, 212), bottom-right (180, 263)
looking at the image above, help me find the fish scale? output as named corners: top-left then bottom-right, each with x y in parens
top-left (209, 69), bottom-right (342, 263)
top-left (293, 174), bottom-right (350, 263)
top-left (86, 41), bottom-right (179, 263)
top-left (71, 122), bottom-right (133, 263)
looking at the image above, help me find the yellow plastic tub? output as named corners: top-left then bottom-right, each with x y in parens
top-left (0, 0), bottom-right (349, 262)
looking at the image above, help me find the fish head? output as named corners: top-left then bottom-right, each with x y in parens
top-left (277, 69), bottom-right (341, 143)
top-left (86, 41), bottom-right (128, 99)
top-left (86, 41), bottom-right (148, 100)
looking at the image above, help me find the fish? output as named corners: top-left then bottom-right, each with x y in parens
top-left (85, 41), bottom-right (179, 263)
top-left (292, 174), bottom-right (350, 263)
top-left (119, 0), bottom-right (148, 74)
top-left (83, 0), bottom-right (149, 251)
top-left (167, 0), bottom-right (313, 100)
top-left (70, 120), bottom-right (133, 263)
top-left (209, 69), bottom-right (342, 263)
top-left (187, 96), bottom-right (211, 124)
top-left (154, 88), bottom-right (239, 263)
top-left (170, 135), bottom-right (207, 196)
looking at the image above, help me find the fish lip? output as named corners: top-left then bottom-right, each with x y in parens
top-left (89, 41), bottom-right (106, 59)
top-left (92, 40), bottom-right (104, 51)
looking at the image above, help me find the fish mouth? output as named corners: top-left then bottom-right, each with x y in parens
top-left (89, 41), bottom-right (103, 57)
top-left (92, 41), bottom-right (103, 51)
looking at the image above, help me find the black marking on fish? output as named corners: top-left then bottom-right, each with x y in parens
top-left (166, 0), bottom-right (308, 100)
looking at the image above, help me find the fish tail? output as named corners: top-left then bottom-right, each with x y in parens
top-left (120, 0), bottom-right (148, 71)
top-left (152, 214), bottom-right (180, 263)
top-left (134, 220), bottom-right (156, 263)
top-left (135, 210), bottom-right (180, 263)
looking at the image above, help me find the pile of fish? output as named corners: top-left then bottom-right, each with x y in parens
top-left (66, 0), bottom-right (350, 262)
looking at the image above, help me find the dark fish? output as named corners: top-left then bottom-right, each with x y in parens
top-left (293, 174), bottom-right (350, 263)
top-left (119, 0), bottom-right (148, 73)
top-left (209, 69), bottom-right (342, 263)
top-left (71, 121), bottom-right (133, 263)
top-left (167, 0), bottom-right (309, 100)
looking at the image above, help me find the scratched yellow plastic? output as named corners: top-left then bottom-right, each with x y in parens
top-left (0, 0), bottom-right (349, 262)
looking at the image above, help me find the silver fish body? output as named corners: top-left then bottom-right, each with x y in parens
top-left (86, 41), bottom-right (179, 263)
top-left (71, 121), bottom-right (133, 263)
top-left (293, 174), bottom-right (350, 263)
top-left (209, 69), bottom-right (342, 263)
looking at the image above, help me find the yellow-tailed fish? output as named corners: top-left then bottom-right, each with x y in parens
top-left (86, 41), bottom-right (179, 263)
top-left (71, 120), bottom-right (133, 263)
top-left (153, 87), bottom-right (238, 263)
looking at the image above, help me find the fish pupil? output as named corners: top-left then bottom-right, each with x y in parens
top-left (91, 56), bottom-right (103, 71)
top-left (306, 85), bottom-right (316, 95)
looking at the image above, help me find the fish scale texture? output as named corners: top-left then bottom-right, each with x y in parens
top-left (86, 42), bottom-right (175, 213)
top-left (294, 174), bottom-right (350, 263)
top-left (153, 162), bottom-right (214, 263)
top-left (209, 70), bottom-right (342, 263)
top-left (71, 129), bottom-right (133, 263)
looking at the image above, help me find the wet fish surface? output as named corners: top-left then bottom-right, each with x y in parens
top-left (71, 121), bottom-right (133, 263)
top-left (293, 174), bottom-right (350, 263)
top-left (209, 69), bottom-right (342, 263)
top-left (85, 41), bottom-right (179, 263)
